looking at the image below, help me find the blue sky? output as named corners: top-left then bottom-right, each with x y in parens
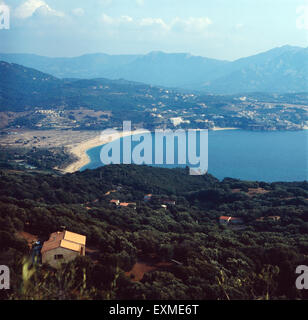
top-left (0, 0), bottom-right (308, 60)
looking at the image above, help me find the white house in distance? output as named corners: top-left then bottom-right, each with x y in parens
top-left (41, 230), bottom-right (86, 268)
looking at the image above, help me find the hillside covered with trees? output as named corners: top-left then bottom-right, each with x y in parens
top-left (0, 165), bottom-right (307, 300)
top-left (1, 61), bottom-right (307, 132)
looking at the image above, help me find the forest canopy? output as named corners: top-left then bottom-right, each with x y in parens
top-left (0, 165), bottom-right (307, 300)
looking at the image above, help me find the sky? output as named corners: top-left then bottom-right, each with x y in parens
top-left (0, 0), bottom-right (308, 60)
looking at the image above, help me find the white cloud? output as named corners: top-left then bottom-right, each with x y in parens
top-left (72, 8), bottom-right (84, 17)
top-left (101, 13), bottom-right (133, 25)
top-left (121, 15), bottom-right (133, 23)
top-left (100, 14), bottom-right (212, 35)
top-left (101, 13), bottom-right (114, 24)
top-left (139, 17), bottom-right (169, 30)
top-left (235, 23), bottom-right (244, 29)
top-left (35, 5), bottom-right (64, 17)
top-left (296, 5), bottom-right (308, 30)
top-left (171, 17), bottom-right (212, 33)
top-left (15, 0), bottom-right (64, 19)
top-left (136, 0), bottom-right (144, 6)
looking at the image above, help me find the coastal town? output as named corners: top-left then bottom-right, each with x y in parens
top-left (0, 90), bottom-right (307, 133)
top-left (0, 69), bottom-right (307, 134)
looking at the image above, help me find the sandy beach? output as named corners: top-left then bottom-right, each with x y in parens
top-left (62, 127), bottom-right (241, 173)
top-left (62, 129), bottom-right (148, 173)
top-left (0, 127), bottom-right (240, 174)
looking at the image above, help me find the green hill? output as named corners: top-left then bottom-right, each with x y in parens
top-left (0, 165), bottom-right (307, 300)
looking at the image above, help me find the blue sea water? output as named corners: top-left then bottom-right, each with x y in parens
top-left (81, 130), bottom-right (308, 182)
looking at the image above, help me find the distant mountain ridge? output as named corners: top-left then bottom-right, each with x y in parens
top-left (0, 45), bottom-right (307, 94)
top-left (0, 61), bottom-right (307, 132)
top-left (0, 61), bottom-right (155, 112)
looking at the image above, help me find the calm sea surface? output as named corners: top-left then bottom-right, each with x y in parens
top-left (81, 130), bottom-right (308, 182)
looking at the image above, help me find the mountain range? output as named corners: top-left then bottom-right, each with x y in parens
top-left (0, 61), bottom-right (155, 112)
top-left (1, 45), bottom-right (307, 94)
top-left (1, 60), bottom-right (307, 132)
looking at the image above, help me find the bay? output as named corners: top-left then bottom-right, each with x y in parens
top-left (81, 130), bottom-right (308, 182)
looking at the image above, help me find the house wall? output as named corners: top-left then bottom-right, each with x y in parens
top-left (42, 247), bottom-right (79, 268)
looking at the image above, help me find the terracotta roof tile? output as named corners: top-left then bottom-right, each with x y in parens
top-left (64, 231), bottom-right (86, 245)
top-left (60, 240), bottom-right (81, 252)
top-left (41, 231), bottom-right (86, 254)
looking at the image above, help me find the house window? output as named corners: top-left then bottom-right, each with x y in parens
top-left (54, 254), bottom-right (64, 260)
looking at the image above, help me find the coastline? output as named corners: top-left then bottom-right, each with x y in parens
top-left (59, 127), bottom-right (306, 180)
top-left (62, 127), bottom-right (240, 173)
top-left (62, 129), bottom-right (148, 173)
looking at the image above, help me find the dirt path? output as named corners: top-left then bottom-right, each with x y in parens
top-left (16, 231), bottom-right (38, 248)
top-left (126, 261), bottom-right (173, 282)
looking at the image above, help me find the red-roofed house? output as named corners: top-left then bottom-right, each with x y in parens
top-left (120, 202), bottom-right (137, 208)
top-left (41, 231), bottom-right (86, 268)
top-left (219, 216), bottom-right (244, 225)
top-left (110, 199), bottom-right (120, 206)
top-left (144, 194), bottom-right (152, 202)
